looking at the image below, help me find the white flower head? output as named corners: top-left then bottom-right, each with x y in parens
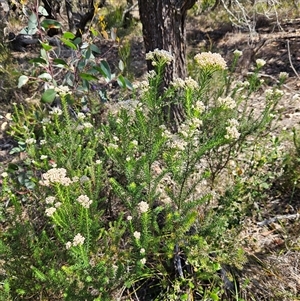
top-left (147, 70), bottom-right (157, 79)
top-left (133, 231), bottom-right (141, 240)
top-left (45, 207), bottom-right (56, 217)
top-left (66, 241), bottom-right (72, 249)
top-left (54, 85), bottom-right (70, 95)
top-left (256, 59), bottom-right (266, 68)
top-left (77, 194), bottom-right (92, 209)
top-left (279, 72), bottom-right (289, 80)
top-left (72, 176), bottom-right (79, 183)
top-left (41, 117), bottom-right (51, 124)
top-left (217, 96), bottom-right (236, 109)
top-left (171, 77), bottom-right (186, 89)
top-left (72, 233), bottom-right (85, 246)
top-left (77, 112), bottom-right (86, 120)
top-left (131, 140), bottom-right (138, 146)
top-left (194, 52), bottom-right (227, 71)
top-left (138, 201), bottom-right (149, 214)
top-left (146, 48), bottom-right (174, 65)
top-left (233, 49), bottom-right (243, 57)
top-left (133, 80), bottom-right (150, 95)
top-left (54, 202), bottom-right (62, 208)
top-left (1, 172), bottom-right (8, 178)
top-left (49, 107), bottom-right (63, 116)
top-left (140, 258), bottom-right (146, 265)
top-left (26, 138), bottom-right (36, 145)
top-left (225, 119), bottom-right (240, 140)
top-left (274, 89), bottom-right (284, 98)
top-left (192, 101), bottom-right (205, 114)
top-left (41, 168), bottom-right (72, 186)
top-left (45, 196), bottom-right (56, 204)
top-left (82, 122), bottom-right (93, 129)
top-left (184, 76), bottom-right (199, 89)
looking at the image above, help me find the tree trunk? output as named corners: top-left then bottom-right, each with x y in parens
top-left (138, 0), bottom-right (196, 130)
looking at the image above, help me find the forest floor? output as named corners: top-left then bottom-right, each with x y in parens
top-left (1, 8), bottom-right (300, 300)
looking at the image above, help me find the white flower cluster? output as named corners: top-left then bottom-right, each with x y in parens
top-left (40, 168), bottom-right (73, 186)
top-left (77, 194), bottom-right (93, 209)
top-left (140, 258), bottom-right (146, 265)
top-left (265, 88), bottom-right (284, 99)
top-left (217, 96), bottom-right (236, 109)
top-left (45, 207), bottom-right (56, 217)
top-left (76, 122), bottom-right (93, 131)
top-left (147, 70), bottom-right (157, 79)
top-left (49, 107), bottom-right (63, 116)
top-left (45, 196), bottom-right (62, 217)
top-left (225, 118), bottom-right (240, 140)
top-left (66, 233), bottom-right (85, 249)
top-left (26, 138), bottom-right (36, 145)
top-left (133, 80), bottom-right (149, 93)
top-left (178, 118), bottom-right (202, 139)
top-left (256, 59), bottom-right (266, 68)
top-left (279, 72), bottom-right (289, 80)
top-left (54, 85), bottom-right (70, 95)
top-left (106, 100), bottom-right (145, 118)
top-left (192, 101), bottom-right (205, 114)
top-left (138, 201), bottom-right (149, 213)
top-left (133, 231), bottom-right (141, 239)
top-left (146, 48), bottom-right (174, 65)
top-left (45, 196), bottom-right (56, 204)
top-left (162, 117), bottom-right (203, 154)
top-left (171, 76), bottom-right (199, 90)
top-left (194, 52), bottom-right (227, 71)
top-left (1, 172), bottom-right (8, 178)
top-left (233, 49), bottom-right (243, 57)
top-left (150, 162), bottom-right (173, 204)
top-left (166, 134), bottom-right (188, 151)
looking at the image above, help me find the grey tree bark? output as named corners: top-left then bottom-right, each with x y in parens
top-left (138, 0), bottom-right (197, 130)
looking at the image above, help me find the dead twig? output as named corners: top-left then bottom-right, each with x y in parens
top-left (287, 40), bottom-right (300, 79)
top-left (257, 213), bottom-right (300, 227)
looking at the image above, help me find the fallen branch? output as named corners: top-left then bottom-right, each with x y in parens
top-left (257, 213), bottom-right (300, 227)
top-left (287, 40), bottom-right (300, 79)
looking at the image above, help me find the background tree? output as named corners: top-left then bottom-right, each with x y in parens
top-left (138, 0), bottom-right (197, 129)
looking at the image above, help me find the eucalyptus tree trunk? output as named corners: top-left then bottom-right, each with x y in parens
top-left (138, 0), bottom-right (197, 130)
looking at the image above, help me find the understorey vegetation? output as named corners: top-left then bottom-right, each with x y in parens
top-left (0, 1), bottom-right (300, 301)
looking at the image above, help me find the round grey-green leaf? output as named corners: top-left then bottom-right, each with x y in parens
top-left (41, 88), bottom-right (57, 103)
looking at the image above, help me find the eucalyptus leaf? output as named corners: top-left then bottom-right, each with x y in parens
top-left (41, 19), bottom-right (61, 30)
top-left (79, 73), bottom-right (98, 81)
top-left (117, 75), bottom-right (126, 88)
top-left (41, 89), bottom-right (56, 103)
top-left (38, 6), bottom-right (49, 16)
top-left (38, 73), bottom-right (52, 80)
top-left (18, 75), bottom-right (29, 88)
top-left (118, 60), bottom-right (124, 71)
top-left (90, 44), bottom-right (101, 54)
top-left (63, 32), bottom-right (75, 39)
top-left (60, 38), bottom-right (77, 50)
top-left (28, 13), bottom-right (38, 32)
top-left (41, 42), bottom-right (52, 51)
top-left (30, 58), bottom-right (47, 64)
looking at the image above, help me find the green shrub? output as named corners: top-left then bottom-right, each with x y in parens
top-left (0, 40), bottom-right (285, 300)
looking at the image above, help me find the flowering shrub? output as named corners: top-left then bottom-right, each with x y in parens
top-left (0, 47), bottom-right (284, 300)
